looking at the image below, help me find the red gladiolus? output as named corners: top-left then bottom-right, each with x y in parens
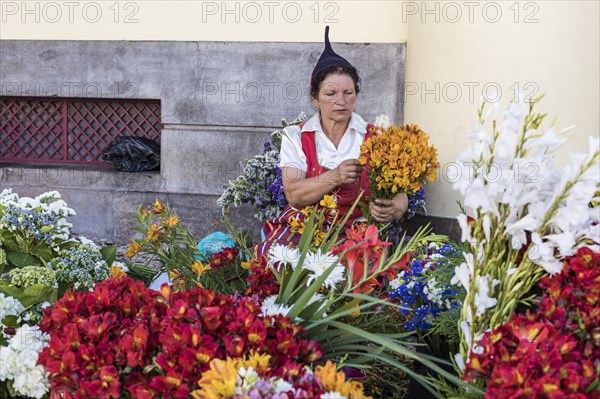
top-left (335, 224), bottom-right (402, 293)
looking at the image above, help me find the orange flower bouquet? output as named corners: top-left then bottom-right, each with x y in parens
top-left (359, 122), bottom-right (439, 201)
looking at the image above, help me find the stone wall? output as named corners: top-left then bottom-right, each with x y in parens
top-left (1, 40), bottom-right (417, 242)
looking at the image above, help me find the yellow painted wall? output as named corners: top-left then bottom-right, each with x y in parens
top-left (0, 0), bottom-right (408, 42)
top-left (404, 0), bottom-right (600, 217)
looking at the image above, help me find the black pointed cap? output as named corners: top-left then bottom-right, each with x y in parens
top-left (311, 26), bottom-right (353, 84)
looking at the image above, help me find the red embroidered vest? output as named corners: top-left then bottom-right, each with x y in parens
top-left (299, 124), bottom-right (373, 222)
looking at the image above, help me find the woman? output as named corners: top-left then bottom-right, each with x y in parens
top-left (254, 27), bottom-right (408, 258)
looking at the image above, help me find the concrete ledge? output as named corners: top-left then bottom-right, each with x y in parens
top-left (402, 214), bottom-right (461, 244)
top-left (1, 164), bottom-right (459, 244)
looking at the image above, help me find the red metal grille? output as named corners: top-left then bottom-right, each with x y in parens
top-left (0, 97), bottom-right (161, 166)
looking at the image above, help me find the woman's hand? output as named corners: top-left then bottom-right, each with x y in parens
top-left (370, 193), bottom-right (408, 223)
top-left (333, 159), bottom-right (363, 185)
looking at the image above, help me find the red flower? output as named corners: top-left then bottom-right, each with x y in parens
top-left (209, 247), bottom-right (239, 269)
top-left (464, 247), bottom-right (600, 398)
top-left (335, 224), bottom-right (400, 293)
top-left (39, 276), bottom-right (323, 397)
top-left (86, 366), bottom-right (121, 398)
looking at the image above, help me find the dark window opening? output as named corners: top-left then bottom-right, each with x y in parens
top-left (0, 97), bottom-right (161, 166)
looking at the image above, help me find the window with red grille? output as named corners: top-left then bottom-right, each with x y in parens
top-left (0, 97), bottom-right (161, 166)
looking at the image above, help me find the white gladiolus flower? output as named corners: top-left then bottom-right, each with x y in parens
top-left (456, 213), bottom-right (472, 243)
top-left (451, 252), bottom-right (474, 293)
top-left (454, 353), bottom-right (466, 371)
top-left (474, 275), bottom-right (499, 317)
top-left (463, 177), bottom-right (500, 217)
top-left (374, 114), bottom-right (391, 129)
top-left (460, 305), bottom-right (474, 349)
top-left (529, 233), bottom-right (563, 275)
top-left (504, 214), bottom-right (540, 248)
top-left (482, 214), bottom-right (491, 243)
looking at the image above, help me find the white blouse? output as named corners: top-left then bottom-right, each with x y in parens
top-left (278, 112), bottom-right (368, 172)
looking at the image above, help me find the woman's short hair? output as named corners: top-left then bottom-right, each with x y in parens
top-left (310, 65), bottom-right (361, 99)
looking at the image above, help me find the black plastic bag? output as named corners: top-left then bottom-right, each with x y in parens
top-left (102, 136), bottom-right (161, 172)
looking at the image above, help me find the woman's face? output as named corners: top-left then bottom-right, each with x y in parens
top-left (313, 73), bottom-right (357, 125)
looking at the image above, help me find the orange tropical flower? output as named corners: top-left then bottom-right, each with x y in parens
top-left (146, 224), bottom-right (163, 242)
top-left (164, 215), bottom-right (179, 228)
top-left (315, 361), bottom-right (372, 399)
top-left (360, 124), bottom-right (439, 196)
top-left (192, 260), bottom-right (211, 276)
top-left (153, 198), bottom-right (165, 214)
top-left (110, 265), bottom-right (126, 279)
top-left (125, 239), bottom-right (142, 258)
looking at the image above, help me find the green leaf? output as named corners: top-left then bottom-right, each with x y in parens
top-left (6, 251), bottom-right (40, 268)
top-left (0, 281), bottom-right (23, 298)
top-left (1, 315), bottom-right (20, 328)
top-left (30, 244), bottom-right (55, 263)
top-left (100, 244), bottom-right (118, 266)
top-left (19, 284), bottom-right (56, 308)
top-left (326, 320), bottom-right (482, 394)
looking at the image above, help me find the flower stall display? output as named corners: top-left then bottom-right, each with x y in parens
top-left (124, 200), bottom-right (248, 295)
top-left (249, 204), bottom-right (468, 397)
top-left (424, 95), bottom-right (600, 398)
top-left (38, 274), bottom-right (371, 399)
top-left (0, 190), bottom-right (114, 298)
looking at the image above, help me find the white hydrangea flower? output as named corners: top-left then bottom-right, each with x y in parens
top-left (0, 325), bottom-right (50, 398)
top-left (0, 293), bottom-right (25, 322)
